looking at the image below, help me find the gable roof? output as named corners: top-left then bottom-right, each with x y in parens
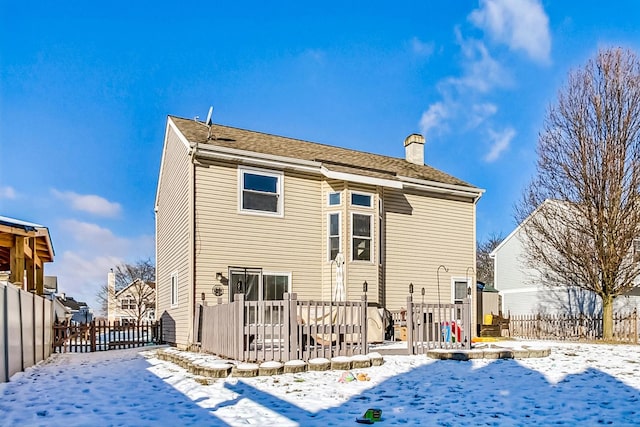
top-left (58, 296), bottom-right (88, 311)
top-left (115, 279), bottom-right (156, 298)
top-left (0, 215), bottom-right (55, 270)
top-left (167, 116), bottom-right (484, 198)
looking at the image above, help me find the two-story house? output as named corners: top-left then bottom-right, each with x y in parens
top-left (491, 199), bottom-right (640, 316)
top-left (107, 271), bottom-right (156, 324)
top-left (155, 115), bottom-right (484, 347)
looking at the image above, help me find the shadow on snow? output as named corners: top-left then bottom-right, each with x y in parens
top-left (223, 358), bottom-right (640, 426)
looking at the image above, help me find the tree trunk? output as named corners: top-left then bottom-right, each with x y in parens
top-left (602, 294), bottom-right (614, 340)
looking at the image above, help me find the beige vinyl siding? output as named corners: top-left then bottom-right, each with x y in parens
top-left (384, 188), bottom-right (475, 312)
top-left (319, 182), bottom-right (380, 303)
top-left (193, 161), bottom-right (323, 303)
top-left (155, 127), bottom-right (192, 347)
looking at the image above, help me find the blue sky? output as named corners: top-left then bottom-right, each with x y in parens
top-left (2, 0), bottom-right (640, 311)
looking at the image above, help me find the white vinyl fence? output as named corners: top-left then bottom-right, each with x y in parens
top-left (1, 281), bottom-right (54, 382)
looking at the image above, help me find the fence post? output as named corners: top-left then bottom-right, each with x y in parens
top-left (463, 299), bottom-right (471, 349)
top-left (406, 296), bottom-right (414, 355)
top-left (288, 293), bottom-right (298, 361)
top-left (3, 284), bottom-right (8, 382)
top-left (631, 308), bottom-right (638, 344)
top-left (360, 295), bottom-right (368, 355)
top-left (235, 294), bottom-right (245, 361)
top-left (90, 321), bottom-right (96, 352)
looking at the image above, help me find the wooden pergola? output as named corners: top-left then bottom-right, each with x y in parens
top-left (0, 216), bottom-right (54, 295)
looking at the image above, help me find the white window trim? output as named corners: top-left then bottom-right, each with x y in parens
top-left (170, 272), bottom-right (178, 308)
top-left (327, 191), bottom-right (342, 206)
top-left (451, 277), bottom-right (471, 303)
top-left (262, 271), bottom-right (292, 299)
top-left (350, 191), bottom-right (373, 208)
top-left (238, 166), bottom-right (284, 217)
top-left (350, 212), bottom-right (374, 263)
top-left (327, 212), bottom-right (342, 262)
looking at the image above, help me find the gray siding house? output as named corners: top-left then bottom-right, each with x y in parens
top-left (491, 200), bottom-right (640, 316)
top-left (155, 116), bottom-right (484, 348)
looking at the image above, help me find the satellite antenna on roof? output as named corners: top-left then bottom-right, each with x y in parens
top-left (205, 106), bottom-right (216, 140)
top-left (206, 106), bottom-right (213, 126)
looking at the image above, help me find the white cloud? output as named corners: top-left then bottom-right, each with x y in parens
top-left (419, 102), bottom-right (450, 136)
top-left (484, 127), bottom-right (516, 162)
top-left (468, 103), bottom-right (498, 129)
top-left (52, 189), bottom-right (121, 217)
top-left (411, 37), bottom-right (435, 57)
top-left (447, 31), bottom-right (512, 93)
top-left (48, 219), bottom-right (154, 314)
top-left (469, 0), bottom-right (551, 64)
top-left (0, 185), bottom-right (16, 199)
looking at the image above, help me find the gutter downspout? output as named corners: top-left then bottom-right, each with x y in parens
top-left (187, 141), bottom-right (197, 348)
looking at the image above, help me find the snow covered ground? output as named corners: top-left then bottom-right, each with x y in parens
top-left (1, 341), bottom-right (639, 426)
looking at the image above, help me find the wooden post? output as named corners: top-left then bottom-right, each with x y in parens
top-left (9, 236), bottom-right (25, 288)
top-left (406, 296), bottom-right (414, 355)
top-left (26, 238), bottom-right (36, 293)
top-left (90, 321), bottom-right (96, 352)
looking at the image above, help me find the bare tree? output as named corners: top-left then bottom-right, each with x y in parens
top-left (96, 259), bottom-right (156, 322)
top-left (476, 233), bottom-right (504, 286)
top-left (517, 48), bottom-right (640, 339)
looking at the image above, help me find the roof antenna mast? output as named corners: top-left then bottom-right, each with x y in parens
top-left (206, 106), bottom-right (216, 140)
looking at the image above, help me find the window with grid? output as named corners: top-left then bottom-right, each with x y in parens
top-left (352, 213), bottom-right (372, 261)
top-left (328, 213), bottom-right (341, 261)
top-left (121, 298), bottom-right (136, 310)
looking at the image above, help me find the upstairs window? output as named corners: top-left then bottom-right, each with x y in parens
top-left (121, 298), bottom-right (136, 310)
top-left (352, 213), bottom-right (372, 261)
top-left (634, 239), bottom-right (640, 263)
top-left (328, 192), bottom-right (341, 206)
top-left (351, 192), bottom-right (372, 208)
top-left (328, 213), bottom-right (341, 261)
top-left (240, 168), bottom-right (283, 215)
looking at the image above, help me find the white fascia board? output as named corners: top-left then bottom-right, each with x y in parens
top-left (321, 166), bottom-right (402, 189)
top-left (167, 117), bottom-right (192, 150)
top-left (195, 148), bottom-right (321, 174)
top-left (398, 175), bottom-right (485, 198)
top-left (155, 117), bottom-right (192, 209)
top-left (195, 145), bottom-right (403, 188)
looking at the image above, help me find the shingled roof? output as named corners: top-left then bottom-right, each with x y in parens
top-left (169, 116), bottom-right (478, 189)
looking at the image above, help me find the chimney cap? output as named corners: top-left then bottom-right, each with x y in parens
top-left (404, 133), bottom-right (425, 147)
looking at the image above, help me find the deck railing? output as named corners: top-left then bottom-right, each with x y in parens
top-left (405, 296), bottom-right (472, 353)
top-left (198, 293), bottom-right (368, 363)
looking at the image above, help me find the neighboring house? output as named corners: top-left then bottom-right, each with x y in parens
top-left (57, 294), bottom-right (93, 324)
top-left (491, 200), bottom-right (640, 316)
top-left (107, 271), bottom-right (156, 323)
top-left (155, 115), bottom-right (484, 348)
top-left (0, 216), bottom-right (55, 294)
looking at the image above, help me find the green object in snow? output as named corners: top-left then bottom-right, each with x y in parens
top-left (356, 408), bottom-right (382, 423)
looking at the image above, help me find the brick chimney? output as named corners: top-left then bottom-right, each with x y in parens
top-left (404, 133), bottom-right (425, 166)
